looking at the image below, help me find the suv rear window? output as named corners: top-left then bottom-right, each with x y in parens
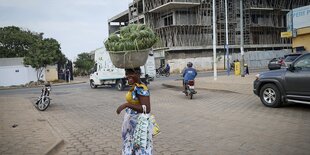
top-left (270, 58), bottom-right (277, 62)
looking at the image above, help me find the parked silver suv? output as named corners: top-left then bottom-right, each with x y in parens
top-left (283, 53), bottom-right (302, 67)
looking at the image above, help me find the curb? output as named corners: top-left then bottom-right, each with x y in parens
top-left (162, 83), bottom-right (240, 94)
top-left (45, 139), bottom-right (64, 155)
top-left (0, 81), bottom-right (87, 90)
top-left (52, 81), bottom-right (87, 86)
top-left (43, 117), bottom-right (65, 155)
top-left (32, 101), bottom-right (66, 155)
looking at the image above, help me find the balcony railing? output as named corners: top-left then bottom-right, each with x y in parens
top-left (145, 0), bottom-right (201, 13)
top-left (154, 25), bottom-right (212, 48)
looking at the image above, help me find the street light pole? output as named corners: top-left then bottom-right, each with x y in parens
top-left (240, 0), bottom-right (245, 77)
top-left (213, 0), bottom-right (217, 80)
top-left (290, 1), bottom-right (294, 53)
top-left (225, 0), bottom-right (230, 76)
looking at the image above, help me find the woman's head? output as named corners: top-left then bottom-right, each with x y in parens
top-left (125, 67), bottom-right (141, 85)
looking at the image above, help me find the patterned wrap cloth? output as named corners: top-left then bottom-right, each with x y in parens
top-left (122, 83), bottom-right (153, 155)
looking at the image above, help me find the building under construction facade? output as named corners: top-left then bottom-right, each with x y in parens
top-left (108, 0), bottom-right (310, 71)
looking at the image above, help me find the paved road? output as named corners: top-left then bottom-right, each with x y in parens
top-left (1, 79), bottom-right (310, 155)
top-left (155, 71), bottom-right (227, 81)
top-left (155, 69), bottom-right (267, 81)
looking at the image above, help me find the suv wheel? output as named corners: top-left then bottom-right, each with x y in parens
top-left (260, 84), bottom-right (282, 108)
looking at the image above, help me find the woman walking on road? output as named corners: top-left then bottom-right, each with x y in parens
top-left (116, 67), bottom-right (153, 155)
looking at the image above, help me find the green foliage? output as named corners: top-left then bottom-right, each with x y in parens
top-left (24, 38), bottom-right (63, 69)
top-left (104, 24), bottom-right (157, 52)
top-left (0, 26), bottom-right (66, 81)
top-left (57, 53), bottom-right (68, 68)
top-left (0, 26), bottom-right (43, 58)
top-left (74, 53), bottom-right (95, 75)
top-left (24, 38), bottom-right (64, 81)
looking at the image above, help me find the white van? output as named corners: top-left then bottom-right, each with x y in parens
top-left (89, 47), bottom-right (155, 90)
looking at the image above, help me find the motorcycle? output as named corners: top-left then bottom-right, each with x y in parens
top-left (156, 67), bottom-right (170, 77)
top-left (34, 83), bottom-right (51, 111)
top-left (184, 80), bottom-right (196, 99)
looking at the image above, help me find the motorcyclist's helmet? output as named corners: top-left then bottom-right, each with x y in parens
top-left (187, 62), bottom-right (193, 68)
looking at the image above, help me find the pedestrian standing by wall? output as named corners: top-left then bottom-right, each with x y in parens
top-left (244, 64), bottom-right (249, 75)
top-left (65, 69), bottom-right (70, 82)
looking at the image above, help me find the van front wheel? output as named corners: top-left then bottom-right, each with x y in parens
top-left (90, 80), bottom-right (97, 89)
top-left (116, 80), bottom-right (124, 91)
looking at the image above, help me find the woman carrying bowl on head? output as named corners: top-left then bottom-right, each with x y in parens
top-left (116, 67), bottom-right (153, 155)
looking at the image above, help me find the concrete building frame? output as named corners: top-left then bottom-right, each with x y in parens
top-left (108, 0), bottom-right (310, 72)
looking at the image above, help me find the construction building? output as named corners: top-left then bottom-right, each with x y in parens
top-left (108, 0), bottom-right (310, 72)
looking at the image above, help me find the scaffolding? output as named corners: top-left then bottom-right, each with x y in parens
top-left (142, 0), bottom-right (310, 49)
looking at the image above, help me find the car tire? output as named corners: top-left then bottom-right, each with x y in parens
top-left (90, 80), bottom-right (97, 89)
top-left (259, 84), bottom-right (282, 108)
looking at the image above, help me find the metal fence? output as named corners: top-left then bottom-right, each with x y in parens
top-left (231, 50), bottom-right (292, 69)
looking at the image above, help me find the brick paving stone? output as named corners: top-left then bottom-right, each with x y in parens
top-left (161, 151), bottom-right (173, 155)
top-left (94, 151), bottom-right (108, 155)
top-left (56, 152), bottom-right (68, 155)
top-left (1, 77), bottom-right (310, 155)
top-left (67, 151), bottom-right (79, 155)
top-left (89, 146), bottom-right (101, 152)
top-left (77, 147), bottom-right (89, 152)
top-left (81, 151), bottom-right (92, 155)
top-left (0, 96), bottom-right (57, 155)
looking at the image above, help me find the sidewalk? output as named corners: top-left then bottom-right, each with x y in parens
top-left (0, 77), bottom-right (88, 90)
top-left (52, 76), bottom-right (88, 86)
top-left (0, 96), bottom-right (63, 155)
top-left (0, 77), bottom-right (89, 154)
top-left (163, 73), bottom-right (257, 95)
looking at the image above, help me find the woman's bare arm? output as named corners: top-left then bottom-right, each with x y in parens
top-left (125, 95), bottom-right (150, 113)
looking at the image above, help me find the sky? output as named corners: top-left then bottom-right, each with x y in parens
top-left (0, 0), bottom-right (130, 60)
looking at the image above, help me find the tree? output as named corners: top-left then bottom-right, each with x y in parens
top-left (0, 26), bottom-right (42, 58)
top-left (0, 26), bottom-right (66, 82)
top-left (74, 53), bottom-right (95, 76)
top-left (24, 38), bottom-right (64, 81)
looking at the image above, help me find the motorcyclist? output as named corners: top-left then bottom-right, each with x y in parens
top-left (164, 63), bottom-right (170, 73)
top-left (182, 62), bottom-right (197, 93)
top-left (157, 64), bottom-right (164, 73)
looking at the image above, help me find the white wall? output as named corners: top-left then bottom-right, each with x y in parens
top-left (0, 65), bottom-right (45, 86)
top-left (167, 56), bottom-right (225, 73)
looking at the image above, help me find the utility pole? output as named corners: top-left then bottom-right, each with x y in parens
top-left (225, 0), bottom-right (230, 76)
top-left (213, 0), bottom-right (217, 80)
top-left (290, 1), bottom-right (294, 53)
top-left (240, 0), bottom-right (245, 77)
top-left (136, 0), bottom-right (139, 24)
